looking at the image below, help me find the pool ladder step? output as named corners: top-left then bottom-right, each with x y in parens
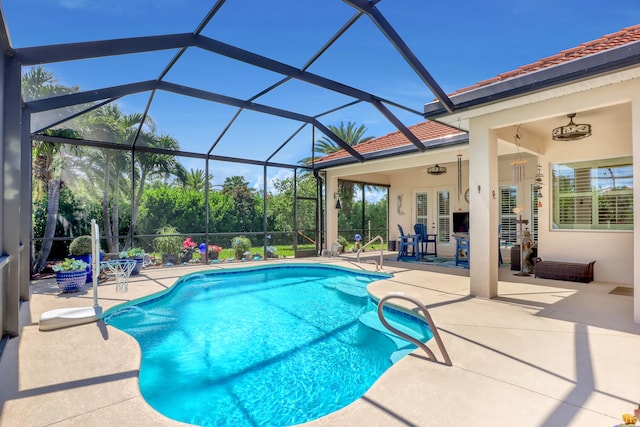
top-left (376, 293), bottom-right (452, 366)
top-left (358, 311), bottom-right (432, 363)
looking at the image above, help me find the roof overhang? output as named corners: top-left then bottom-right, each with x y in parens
top-left (315, 132), bottom-right (468, 169)
top-left (424, 40), bottom-right (640, 126)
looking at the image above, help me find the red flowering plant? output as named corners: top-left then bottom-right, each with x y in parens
top-left (183, 237), bottom-right (196, 251)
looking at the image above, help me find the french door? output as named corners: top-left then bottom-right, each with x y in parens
top-left (415, 189), bottom-right (451, 244)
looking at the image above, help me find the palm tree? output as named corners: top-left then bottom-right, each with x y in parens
top-left (309, 121), bottom-right (374, 215)
top-left (81, 104), bottom-right (144, 252)
top-left (181, 168), bottom-right (212, 192)
top-left (314, 121), bottom-right (374, 155)
top-left (127, 132), bottom-right (182, 247)
top-left (31, 130), bottom-right (82, 272)
top-left (23, 66), bottom-right (81, 272)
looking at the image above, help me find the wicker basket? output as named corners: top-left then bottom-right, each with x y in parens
top-left (56, 269), bottom-right (87, 292)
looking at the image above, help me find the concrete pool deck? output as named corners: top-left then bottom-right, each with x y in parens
top-left (1, 256), bottom-right (639, 426)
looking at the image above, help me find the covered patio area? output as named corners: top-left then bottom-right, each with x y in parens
top-left (1, 258), bottom-right (638, 426)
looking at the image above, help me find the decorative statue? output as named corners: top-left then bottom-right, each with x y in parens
top-left (522, 230), bottom-right (536, 273)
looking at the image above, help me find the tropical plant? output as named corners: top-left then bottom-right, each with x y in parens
top-left (52, 258), bottom-right (88, 272)
top-left (153, 225), bottom-right (183, 258)
top-left (181, 168), bottom-right (212, 192)
top-left (32, 130), bottom-right (83, 272)
top-left (127, 132), bottom-right (183, 248)
top-left (231, 236), bottom-right (252, 260)
top-left (81, 104), bottom-right (144, 253)
top-left (119, 247), bottom-right (144, 258)
top-left (24, 66), bottom-right (82, 273)
top-left (299, 121), bottom-right (373, 165)
top-left (68, 235), bottom-right (93, 256)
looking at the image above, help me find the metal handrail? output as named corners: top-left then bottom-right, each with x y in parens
top-left (377, 292), bottom-right (452, 366)
top-left (356, 235), bottom-right (384, 270)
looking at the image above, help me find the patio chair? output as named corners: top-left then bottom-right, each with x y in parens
top-left (414, 223), bottom-right (437, 257)
top-left (397, 225), bottom-right (421, 261)
top-left (455, 236), bottom-right (470, 267)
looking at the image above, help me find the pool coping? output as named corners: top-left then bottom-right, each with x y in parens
top-left (2, 256), bottom-right (640, 427)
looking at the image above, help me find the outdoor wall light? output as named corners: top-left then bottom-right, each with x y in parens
top-left (552, 113), bottom-right (592, 141)
top-left (334, 193), bottom-right (341, 209)
top-left (426, 164), bottom-right (447, 175)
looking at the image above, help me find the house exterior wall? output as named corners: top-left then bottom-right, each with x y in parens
top-left (326, 77), bottom-right (638, 287)
top-left (540, 105), bottom-right (633, 285)
top-left (462, 79), bottom-right (639, 286)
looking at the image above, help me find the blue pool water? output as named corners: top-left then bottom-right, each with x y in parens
top-left (104, 264), bottom-right (424, 427)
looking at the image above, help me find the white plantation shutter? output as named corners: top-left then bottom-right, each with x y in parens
top-left (553, 158), bottom-right (633, 230)
top-left (416, 192), bottom-right (428, 226)
top-left (437, 190), bottom-right (450, 243)
top-left (500, 186), bottom-right (517, 245)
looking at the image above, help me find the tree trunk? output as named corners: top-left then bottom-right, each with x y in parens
top-left (112, 178), bottom-right (120, 252)
top-left (125, 170), bottom-right (146, 249)
top-left (33, 179), bottom-right (61, 273)
top-left (102, 160), bottom-right (114, 253)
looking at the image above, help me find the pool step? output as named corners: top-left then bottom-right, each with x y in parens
top-left (335, 282), bottom-right (369, 298)
top-left (358, 310), bottom-right (432, 363)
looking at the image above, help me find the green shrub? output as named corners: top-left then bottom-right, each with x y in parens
top-left (231, 236), bottom-right (252, 260)
top-left (119, 247), bottom-right (145, 258)
top-left (153, 226), bottom-right (183, 257)
top-left (69, 235), bottom-right (93, 255)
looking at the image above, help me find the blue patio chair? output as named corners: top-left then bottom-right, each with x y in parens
top-left (397, 225), bottom-right (421, 261)
top-left (414, 223), bottom-right (437, 257)
top-left (455, 236), bottom-right (470, 267)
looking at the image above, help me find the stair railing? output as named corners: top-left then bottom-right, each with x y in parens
top-left (377, 292), bottom-right (452, 366)
top-left (356, 235), bottom-right (384, 271)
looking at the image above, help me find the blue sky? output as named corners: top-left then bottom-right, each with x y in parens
top-left (4, 0), bottom-right (640, 189)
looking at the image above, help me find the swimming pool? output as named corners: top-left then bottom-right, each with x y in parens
top-left (104, 264), bottom-right (426, 427)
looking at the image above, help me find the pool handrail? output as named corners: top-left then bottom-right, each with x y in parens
top-left (377, 292), bottom-right (452, 366)
top-left (356, 235), bottom-right (384, 270)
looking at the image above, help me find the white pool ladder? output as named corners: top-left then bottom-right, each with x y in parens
top-left (356, 235), bottom-right (384, 271)
top-left (377, 292), bottom-right (452, 366)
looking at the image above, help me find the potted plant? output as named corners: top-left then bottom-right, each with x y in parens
top-left (153, 225), bottom-right (183, 265)
top-left (208, 245), bottom-right (222, 261)
top-left (231, 236), bottom-right (252, 260)
top-left (68, 235), bottom-right (94, 283)
top-left (182, 237), bottom-right (196, 263)
top-left (119, 247), bottom-right (145, 275)
top-left (53, 258), bottom-right (89, 292)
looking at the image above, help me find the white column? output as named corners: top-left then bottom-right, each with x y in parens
top-left (325, 173), bottom-right (339, 250)
top-left (632, 94), bottom-right (640, 324)
top-left (468, 122), bottom-right (499, 298)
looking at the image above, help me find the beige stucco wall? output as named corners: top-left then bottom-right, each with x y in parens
top-left (538, 104), bottom-right (633, 285)
top-left (326, 78), bottom-right (638, 286)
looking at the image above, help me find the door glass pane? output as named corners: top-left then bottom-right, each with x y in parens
top-left (416, 192), bottom-right (428, 226)
top-left (437, 190), bottom-right (450, 243)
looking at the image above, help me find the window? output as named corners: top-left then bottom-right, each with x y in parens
top-left (500, 186), bottom-right (517, 246)
top-left (416, 192), bottom-right (428, 226)
top-left (552, 157), bottom-right (633, 230)
top-left (437, 190), bottom-right (450, 243)
top-left (531, 184), bottom-right (539, 242)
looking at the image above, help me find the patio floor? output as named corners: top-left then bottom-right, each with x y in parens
top-left (1, 255), bottom-right (639, 427)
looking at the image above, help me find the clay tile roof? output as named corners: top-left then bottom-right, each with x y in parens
top-left (316, 120), bottom-right (464, 163)
top-left (317, 25), bottom-right (640, 164)
top-left (451, 24), bottom-right (640, 96)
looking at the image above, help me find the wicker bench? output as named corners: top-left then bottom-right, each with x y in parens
top-left (535, 260), bottom-right (596, 283)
